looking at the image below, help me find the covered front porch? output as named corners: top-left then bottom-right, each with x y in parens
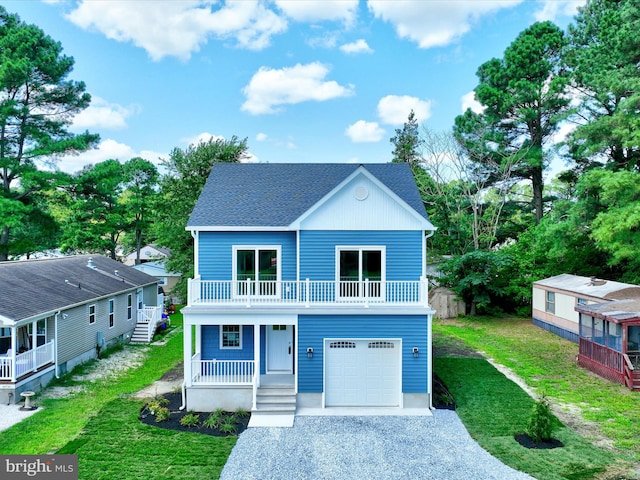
top-left (183, 317), bottom-right (297, 412)
top-left (0, 319), bottom-right (55, 383)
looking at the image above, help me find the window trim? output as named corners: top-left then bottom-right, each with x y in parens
top-left (127, 294), bottom-right (133, 321)
top-left (232, 245), bottom-right (282, 297)
top-left (220, 325), bottom-right (242, 350)
top-left (89, 304), bottom-right (96, 325)
top-left (108, 299), bottom-right (115, 329)
top-left (335, 245), bottom-right (386, 299)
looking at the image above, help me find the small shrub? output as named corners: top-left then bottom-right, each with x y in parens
top-left (203, 412), bottom-right (222, 429)
top-left (154, 407), bottom-right (170, 423)
top-left (235, 408), bottom-right (250, 418)
top-left (180, 412), bottom-right (200, 427)
top-left (526, 395), bottom-right (555, 443)
top-left (220, 416), bottom-right (237, 435)
top-left (213, 408), bottom-right (225, 417)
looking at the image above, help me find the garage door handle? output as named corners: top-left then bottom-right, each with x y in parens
top-left (288, 346), bottom-right (291, 355)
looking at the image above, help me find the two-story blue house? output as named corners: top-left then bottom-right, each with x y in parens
top-left (181, 163), bottom-right (436, 424)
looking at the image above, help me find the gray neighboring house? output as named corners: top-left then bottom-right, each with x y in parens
top-left (0, 255), bottom-right (162, 404)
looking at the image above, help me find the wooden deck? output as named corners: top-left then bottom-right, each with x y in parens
top-left (578, 339), bottom-right (640, 391)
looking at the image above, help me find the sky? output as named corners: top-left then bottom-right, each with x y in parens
top-left (6, 0), bottom-right (585, 174)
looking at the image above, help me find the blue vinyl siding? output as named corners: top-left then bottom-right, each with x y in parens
top-left (297, 314), bottom-right (428, 394)
top-left (201, 325), bottom-right (255, 360)
top-left (299, 231), bottom-right (423, 281)
top-left (198, 231), bottom-right (297, 281)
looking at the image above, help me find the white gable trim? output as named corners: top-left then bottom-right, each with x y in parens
top-left (290, 165), bottom-right (435, 231)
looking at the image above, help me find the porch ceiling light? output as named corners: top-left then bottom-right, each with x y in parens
top-left (307, 347), bottom-right (313, 358)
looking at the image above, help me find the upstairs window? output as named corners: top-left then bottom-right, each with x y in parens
top-left (234, 246), bottom-right (280, 296)
top-left (337, 247), bottom-right (385, 298)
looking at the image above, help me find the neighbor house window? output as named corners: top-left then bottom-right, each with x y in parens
top-left (89, 305), bottom-right (96, 325)
top-left (545, 291), bottom-right (555, 314)
top-left (337, 246), bottom-right (385, 298)
top-left (233, 246), bottom-right (280, 296)
top-left (109, 299), bottom-right (115, 328)
top-left (221, 325), bottom-right (242, 349)
top-left (127, 294), bottom-right (133, 321)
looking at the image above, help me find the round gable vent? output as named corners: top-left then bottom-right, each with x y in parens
top-left (354, 185), bottom-right (368, 201)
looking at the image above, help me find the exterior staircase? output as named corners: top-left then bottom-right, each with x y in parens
top-left (249, 383), bottom-right (296, 427)
top-left (130, 321), bottom-right (152, 344)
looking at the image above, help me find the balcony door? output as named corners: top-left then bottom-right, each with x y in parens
top-left (234, 246), bottom-right (280, 297)
top-left (337, 247), bottom-right (384, 299)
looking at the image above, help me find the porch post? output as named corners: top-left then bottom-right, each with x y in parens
top-left (31, 320), bottom-right (37, 372)
top-left (10, 327), bottom-right (16, 382)
top-left (254, 324), bottom-right (260, 387)
top-left (184, 320), bottom-right (193, 387)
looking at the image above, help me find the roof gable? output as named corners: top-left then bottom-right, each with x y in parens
top-left (0, 255), bottom-right (158, 325)
top-left (187, 163), bottom-right (432, 230)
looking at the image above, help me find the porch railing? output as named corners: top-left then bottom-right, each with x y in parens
top-left (0, 341), bottom-right (55, 381)
top-left (191, 358), bottom-right (255, 385)
top-left (578, 338), bottom-right (632, 387)
top-left (188, 278), bottom-right (429, 307)
top-left (137, 305), bottom-right (164, 343)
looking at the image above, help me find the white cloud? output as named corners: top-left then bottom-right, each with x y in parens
top-left (461, 91), bottom-right (484, 114)
top-left (52, 139), bottom-right (167, 174)
top-left (340, 39), bottom-right (373, 55)
top-left (534, 1), bottom-right (585, 22)
top-left (241, 62), bottom-right (355, 115)
top-left (377, 95), bottom-right (432, 125)
top-left (274, 0), bottom-right (358, 24)
top-left (368, 0), bottom-right (522, 49)
top-left (256, 132), bottom-right (268, 141)
top-left (66, 1), bottom-right (287, 61)
top-left (71, 96), bottom-right (140, 130)
top-left (345, 120), bottom-right (385, 143)
top-left (181, 132), bottom-right (225, 147)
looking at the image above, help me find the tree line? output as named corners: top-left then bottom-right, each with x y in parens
top-left (1, 1), bottom-right (639, 312)
top-left (392, 0), bottom-right (640, 314)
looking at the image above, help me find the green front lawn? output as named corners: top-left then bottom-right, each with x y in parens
top-left (434, 316), bottom-right (639, 480)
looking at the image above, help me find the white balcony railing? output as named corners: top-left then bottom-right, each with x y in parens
top-left (0, 341), bottom-right (55, 381)
top-left (191, 357), bottom-right (255, 385)
top-left (188, 278), bottom-right (429, 308)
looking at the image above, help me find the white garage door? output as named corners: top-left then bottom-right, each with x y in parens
top-left (324, 339), bottom-right (401, 407)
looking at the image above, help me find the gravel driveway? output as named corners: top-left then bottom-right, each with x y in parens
top-left (221, 411), bottom-right (534, 480)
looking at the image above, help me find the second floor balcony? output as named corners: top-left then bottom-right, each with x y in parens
top-left (187, 278), bottom-right (430, 309)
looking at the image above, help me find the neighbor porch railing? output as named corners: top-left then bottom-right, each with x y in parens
top-left (0, 341), bottom-right (55, 381)
top-left (191, 355), bottom-right (255, 385)
top-left (188, 278), bottom-right (429, 307)
top-left (137, 305), bottom-right (164, 343)
top-left (578, 338), bottom-right (632, 388)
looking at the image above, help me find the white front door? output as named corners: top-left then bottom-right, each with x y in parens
top-left (267, 325), bottom-right (293, 373)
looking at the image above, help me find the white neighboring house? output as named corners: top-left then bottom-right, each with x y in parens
top-left (0, 255), bottom-right (163, 404)
top-left (131, 261), bottom-right (181, 303)
top-left (123, 245), bottom-right (171, 266)
top-left (532, 274), bottom-right (640, 343)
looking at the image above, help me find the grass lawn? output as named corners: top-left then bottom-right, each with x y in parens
top-left (434, 316), bottom-right (639, 480)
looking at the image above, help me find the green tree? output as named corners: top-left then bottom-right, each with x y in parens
top-left (0, 7), bottom-right (99, 260)
top-left (121, 158), bottom-right (159, 264)
top-left (455, 21), bottom-right (570, 223)
top-left (60, 160), bottom-right (127, 259)
top-left (154, 136), bottom-right (249, 300)
top-left (565, 0), bottom-right (640, 171)
top-left (390, 110), bottom-right (423, 167)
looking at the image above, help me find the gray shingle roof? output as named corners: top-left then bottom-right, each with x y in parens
top-left (0, 255), bottom-right (158, 324)
top-left (187, 163), bottom-right (430, 228)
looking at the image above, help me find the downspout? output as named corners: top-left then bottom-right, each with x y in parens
top-left (424, 229), bottom-right (435, 410)
top-left (179, 381), bottom-right (186, 411)
top-left (54, 312), bottom-right (60, 378)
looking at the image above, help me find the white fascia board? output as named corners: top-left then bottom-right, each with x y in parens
top-left (0, 315), bottom-right (15, 327)
top-left (289, 166), bottom-right (436, 231)
top-left (186, 226), bottom-right (291, 232)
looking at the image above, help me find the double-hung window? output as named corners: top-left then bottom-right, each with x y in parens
top-left (545, 291), bottom-right (555, 314)
top-left (337, 246), bottom-right (385, 299)
top-left (127, 294), bottom-right (133, 321)
top-left (89, 305), bottom-right (96, 325)
top-left (233, 246), bottom-right (280, 296)
top-left (108, 299), bottom-right (115, 328)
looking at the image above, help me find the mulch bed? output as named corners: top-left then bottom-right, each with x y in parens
top-left (139, 392), bottom-right (250, 437)
top-left (432, 373), bottom-right (457, 410)
top-left (514, 433), bottom-right (564, 449)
